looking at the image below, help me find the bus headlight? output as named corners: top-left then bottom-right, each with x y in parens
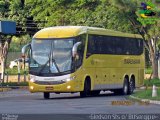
top-left (30, 78), bottom-right (35, 82)
top-left (63, 76), bottom-right (76, 82)
top-left (30, 76), bottom-right (36, 83)
top-left (30, 86), bottom-right (34, 90)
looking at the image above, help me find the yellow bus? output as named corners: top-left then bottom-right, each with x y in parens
top-left (22, 26), bottom-right (144, 99)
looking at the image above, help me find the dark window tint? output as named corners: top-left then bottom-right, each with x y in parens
top-left (87, 35), bottom-right (96, 54)
top-left (87, 35), bottom-right (143, 56)
top-left (75, 34), bottom-right (86, 68)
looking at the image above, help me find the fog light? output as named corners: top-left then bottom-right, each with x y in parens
top-left (66, 78), bottom-right (71, 82)
top-left (67, 85), bottom-right (71, 89)
top-left (30, 86), bottom-right (34, 90)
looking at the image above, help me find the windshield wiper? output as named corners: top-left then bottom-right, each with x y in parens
top-left (37, 56), bottom-right (60, 75)
top-left (52, 58), bottom-right (60, 73)
top-left (37, 55), bottom-right (50, 75)
top-left (50, 41), bottom-right (60, 73)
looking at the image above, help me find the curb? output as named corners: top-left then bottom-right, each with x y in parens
top-left (0, 86), bottom-right (28, 91)
top-left (130, 95), bottom-right (160, 105)
top-left (139, 86), bottom-right (159, 90)
top-left (9, 86), bottom-right (28, 90)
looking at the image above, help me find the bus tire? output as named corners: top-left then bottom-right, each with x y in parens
top-left (129, 77), bottom-right (135, 94)
top-left (122, 78), bottom-right (129, 95)
top-left (44, 92), bottom-right (50, 99)
top-left (80, 79), bottom-right (91, 98)
top-left (90, 90), bottom-right (100, 96)
top-left (113, 78), bottom-right (129, 95)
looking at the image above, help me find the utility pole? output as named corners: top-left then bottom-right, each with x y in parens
top-left (17, 60), bottom-right (21, 83)
top-left (158, 51), bottom-right (160, 78)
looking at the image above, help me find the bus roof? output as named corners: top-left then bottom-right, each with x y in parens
top-left (33, 26), bottom-right (142, 39)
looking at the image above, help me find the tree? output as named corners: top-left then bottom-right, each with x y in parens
top-left (0, 0), bottom-right (10, 19)
top-left (29, 0), bottom-right (132, 32)
top-left (111, 0), bottom-right (160, 78)
top-left (8, 0), bottom-right (41, 36)
top-left (0, 36), bottom-right (12, 81)
top-left (7, 0), bottom-right (133, 33)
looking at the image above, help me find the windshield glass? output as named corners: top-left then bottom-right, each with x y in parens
top-left (30, 38), bottom-right (74, 75)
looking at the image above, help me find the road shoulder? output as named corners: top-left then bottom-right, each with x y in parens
top-left (0, 87), bottom-right (12, 92)
top-left (130, 95), bottom-right (160, 105)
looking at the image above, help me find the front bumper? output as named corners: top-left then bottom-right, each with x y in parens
top-left (29, 80), bottom-right (80, 93)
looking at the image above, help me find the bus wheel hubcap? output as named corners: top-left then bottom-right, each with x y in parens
top-left (124, 84), bottom-right (128, 94)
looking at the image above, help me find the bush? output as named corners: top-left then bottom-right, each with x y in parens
top-left (5, 67), bottom-right (28, 75)
top-left (132, 89), bottom-right (160, 101)
top-left (144, 79), bottom-right (160, 87)
top-left (2, 82), bottom-right (28, 86)
top-left (9, 35), bottom-right (31, 52)
top-left (145, 67), bottom-right (152, 74)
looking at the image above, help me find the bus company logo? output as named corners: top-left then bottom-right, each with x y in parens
top-left (139, 2), bottom-right (156, 18)
top-left (124, 59), bottom-right (140, 64)
top-left (137, 1), bottom-right (159, 25)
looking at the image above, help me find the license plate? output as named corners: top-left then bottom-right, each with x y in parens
top-left (45, 86), bottom-right (54, 90)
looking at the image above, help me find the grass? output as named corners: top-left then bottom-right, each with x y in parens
top-left (5, 67), bottom-right (28, 75)
top-left (132, 89), bottom-right (160, 101)
top-left (132, 78), bottom-right (160, 101)
top-left (145, 67), bottom-right (152, 74)
top-left (1, 82), bottom-right (28, 86)
top-left (144, 78), bottom-right (160, 87)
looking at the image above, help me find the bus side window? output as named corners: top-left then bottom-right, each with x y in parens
top-left (87, 35), bottom-right (96, 58)
top-left (75, 35), bottom-right (86, 68)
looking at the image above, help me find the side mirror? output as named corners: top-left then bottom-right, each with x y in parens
top-left (21, 43), bottom-right (31, 58)
top-left (72, 42), bottom-right (82, 58)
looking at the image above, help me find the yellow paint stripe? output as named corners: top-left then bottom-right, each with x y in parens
top-left (140, 14), bottom-right (148, 18)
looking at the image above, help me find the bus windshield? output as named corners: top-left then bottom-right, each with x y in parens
top-left (30, 38), bottom-right (74, 76)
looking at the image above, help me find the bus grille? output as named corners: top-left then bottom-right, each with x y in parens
top-left (34, 80), bottom-right (65, 85)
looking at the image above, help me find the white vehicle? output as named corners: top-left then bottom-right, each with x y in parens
top-left (9, 60), bottom-right (18, 69)
top-left (9, 58), bottom-right (29, 69)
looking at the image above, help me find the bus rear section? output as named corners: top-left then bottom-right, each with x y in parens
top-left (84, 34), bottom-right (144, 95)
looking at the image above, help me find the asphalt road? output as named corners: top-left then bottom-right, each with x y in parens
top-left (0, 89), bottom-right (160, 120)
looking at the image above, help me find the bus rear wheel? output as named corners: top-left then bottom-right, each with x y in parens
top-left (114, 78), bottom-right (129, 95)
top-left (44, 92), bottom-right (50, 99)
top-left (122, 78), bottom-right (129, 95)
top-left (80, 79), bottom-right (91, 98)
top-left (129, 78), bottom-right (135, 94)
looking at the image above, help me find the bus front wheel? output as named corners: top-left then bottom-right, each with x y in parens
top-left (80, 79), bottom-right (91, 97)
top-left (44, 92), bottom-right (50, 99)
